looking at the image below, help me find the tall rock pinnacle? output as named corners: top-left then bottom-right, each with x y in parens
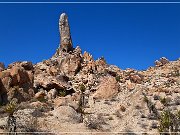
top-left (59, 13), bottom-right (73, 52)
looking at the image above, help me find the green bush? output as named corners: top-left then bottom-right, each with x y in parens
top-left (159, 110), bottom-right (171, 132)
top-left (160, 97), bottom-right (168, 106)
top-left (38, 97), bottom-right (47, 102)
top-left (79, 84), bottom-right (86, 93)
top-left (159, 110), bottom-right (180, 134)
top-left (58, 89), bottom-right (67, 97)
top-left (115, 76), bottom-right (121, 82)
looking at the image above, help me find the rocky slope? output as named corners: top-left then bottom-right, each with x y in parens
top-left (0, 13), bottom-right (179, 134)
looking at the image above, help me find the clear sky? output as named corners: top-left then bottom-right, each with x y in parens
top-left (0, 2), bottom-right (179, 70)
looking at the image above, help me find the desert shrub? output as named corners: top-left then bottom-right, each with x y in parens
top-left (58, 89), bottom-right (67, 97)
top-left (37, 97), bottom-right (47, 102)
top-left (115, 75), bottom-right (121, 82)
top-left (159, 111), bottom-right (171, 133)
top-left (79, 84), bottom-right (86, 92)
top-left (160, 97), bottom-right (170, 106)
top-left (158, 110), bottom-right (180, 134)
top-left (120, 105), bottom-right (126, 112)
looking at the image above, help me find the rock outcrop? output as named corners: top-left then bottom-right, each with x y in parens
top-left (52, 106), bottom-right (81, 123)
top-left (58, 46), bottom-right (82, 77)
top-left (155, 57), bottom-right (169, 67)
top-left (0, 62), bottom-right (5, 71)
top-left (0, 62), bottom-right (34, 103)
top-left (0, 13), bottom-right (179, 134)
top-left (58, 13), bottom-right (73, 53)
top-left (93, 76), bottom-right (120, 99)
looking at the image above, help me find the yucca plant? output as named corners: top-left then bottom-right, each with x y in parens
top-left (5, 100), bottom-right (17, 115)
top-left (159, 110), bottom-right (171, 133)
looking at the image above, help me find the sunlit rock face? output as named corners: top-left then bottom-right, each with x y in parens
top-left (59, 13), bottom-right (73, 53)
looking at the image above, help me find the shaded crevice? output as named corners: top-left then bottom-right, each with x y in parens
top-left (0, 92), bottom-right (8, 105)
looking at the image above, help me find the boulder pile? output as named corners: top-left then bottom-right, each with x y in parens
top-left (0, 13), bottom-right (179, 134)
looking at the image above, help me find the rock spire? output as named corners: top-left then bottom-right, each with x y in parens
top-left (59, 13), bottom-right (73, 53)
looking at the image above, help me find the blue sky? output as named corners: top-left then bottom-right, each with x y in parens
top-left (0, 2), bottom-right (179, 70)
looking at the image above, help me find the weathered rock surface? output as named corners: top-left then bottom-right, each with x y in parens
top-left (52, 106), bottom-right (81, 123)
top-left (155, 57), bottom-right (169, 67)
top-left (0, 70), bottom-right (12, 89)
top-left (58, 46), bottom-right (82, 77)
top-left (93, 76), bottom-right (120, 99)
top-left (10, 66), bottom-right (33, 87)
top-left (0, 62), bottom-right (34, 103)
top-left (59, 13), bottom-right (73, 53)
